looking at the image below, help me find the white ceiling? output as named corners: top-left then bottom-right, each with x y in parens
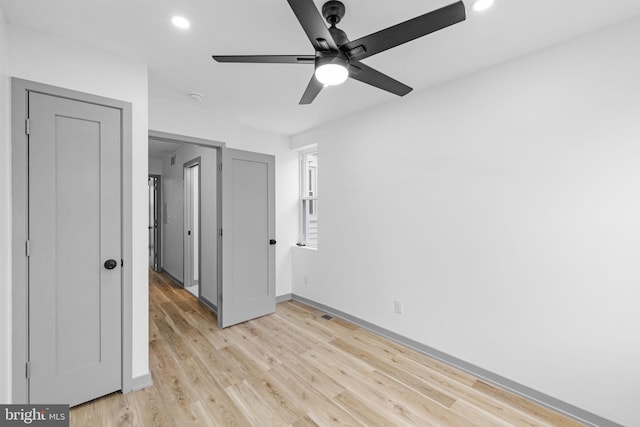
top-left (1, 0), bottom-right (640, 135)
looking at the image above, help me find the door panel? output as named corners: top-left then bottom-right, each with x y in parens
top-left (29, 92), bottom-right (122, 406)
top-left (220, 149), bottom-right (275, 328)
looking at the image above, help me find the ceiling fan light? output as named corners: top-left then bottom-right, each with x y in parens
top-left (315, 63), bottom-right (349, 86)
top-left (473, 0), bottom-right (494, 12)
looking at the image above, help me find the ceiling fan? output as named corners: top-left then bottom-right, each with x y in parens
top-left (212, 0), bottom-right (466, 105)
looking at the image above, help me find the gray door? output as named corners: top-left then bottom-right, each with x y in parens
top-left (28, 92), bottom-right (122, 406)
top-left (219, 148), bottom-right (275, 328)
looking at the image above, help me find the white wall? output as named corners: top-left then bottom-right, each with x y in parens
top-left (161, 144), bottom-right (218, 305)
top-left (291, 18), bottom-right (640, 427)
top-left (292, 247), bottom-right (318, 296)
top-left (149, 158), bottom-right (163, 175)
top-left (0, 6), bottom-right (12, 404)
top-left (6, 26), bottom-right (150, 380)
top-left (149, 97), bottom-right (298, 296)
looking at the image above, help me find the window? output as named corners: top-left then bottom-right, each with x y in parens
top-left (300, 150), bottom-right (318, 247)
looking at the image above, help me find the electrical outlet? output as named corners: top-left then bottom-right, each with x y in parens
top-left (304, 275), bottom-right (309, 285)
top-left (394, 300), bottom-right (403, 314)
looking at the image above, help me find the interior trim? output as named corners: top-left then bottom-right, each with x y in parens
top-left (161, 269), bottom-right (184, 287)
top-left (130, 373), bottom-right (153, 392)
top-left (276, 293), bottom-right (293, 303)
top-left (199, 296), bottom-right (217, 314)
top-left (148, 130), bottom-right (225, 150)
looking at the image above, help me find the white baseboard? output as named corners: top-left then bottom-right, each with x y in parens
top-left (276, 293), bottom-right (292, 303)
top-left (130, 372), bottom-right (153, 392)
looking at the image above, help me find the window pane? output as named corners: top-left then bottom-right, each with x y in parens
top-left (302, 199), bottom-right (318, 247)
top-left (303, 152), bottom-right (317, 197)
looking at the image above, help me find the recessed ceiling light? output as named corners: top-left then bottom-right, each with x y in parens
top-left (473, 0), bottom-right (494, 12)
top-left (188, 92), bottom-right (204, 102)
top-left (171, 16), bottom-right (190, 29)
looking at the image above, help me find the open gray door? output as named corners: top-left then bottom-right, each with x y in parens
top-left (219, 148), bottom-right (275, 328)
top-left (28, 92), bottom-right (122, 406)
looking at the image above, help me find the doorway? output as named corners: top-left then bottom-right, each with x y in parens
top-left (183, 160), bottom-right (201, 297)
top-left (147, 130), bottom-right (277, 329)
top-left (147, 136), bottom-right (218, 311)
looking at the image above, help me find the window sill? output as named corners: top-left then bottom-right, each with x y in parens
top-left (292, 244), bottom-right (318, 251)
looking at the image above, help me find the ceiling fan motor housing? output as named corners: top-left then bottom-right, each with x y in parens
top-left (315, 50), bottom-right (349, 70)
top-left (322, 1), bottom-right (345, 26)
top-left (328, 26), bottom-right (349, 46)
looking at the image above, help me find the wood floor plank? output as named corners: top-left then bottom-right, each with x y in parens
top-left (301, 346), bottom-right (435, 426)
top-left (330, 337), bottom-right (458, 408)
top-left (387, 352), bottom-right (550, 426)
top-left (180, 356), bottom-right (252, 426)
top-left (242, 318), bottom-right (315, 365)
top-left (266, 364), bottom-right (362, 427)
top-left (450, 399), bottom-right (515, 427)
top-left (127, 386), bottom-right (175, 427)
top-left (223, 326), bottom-right (283, 370)
top-left (290, 415), bottom-right (321, 427)
top-left (274, 304), bottom-right (338, 342)
top-left (334, 390), bottom-right (398, 427)
top-left (258, 314), bottom-right (319, 351)
top-left (278, 359), bottom-right (347, 399)
top-left (225, 380), bottom-right (289, 426)
top-left (69, 270), bottom-right (586, 427)
top-left (472, 380), bottom-right (584, 427)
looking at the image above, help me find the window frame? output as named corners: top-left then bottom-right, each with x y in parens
top-left (299, 149), bottom-right (318, 248)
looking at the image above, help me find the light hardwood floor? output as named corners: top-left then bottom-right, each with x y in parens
top-left (71, 270), bottom-right (585, 426)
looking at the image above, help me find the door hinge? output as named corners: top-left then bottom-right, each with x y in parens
top-left (25, 119), bottom-right (30, 135)
top-left (219, 228), bottom-right (223, 237)
top-left (25, 362), bottom-right (30, 379)
top-left (218, 163), bottom-right (222, 172)
top-left (25, 240), bottom-right (30, 257)
top-left (121, 259), bottom-right (124, 267)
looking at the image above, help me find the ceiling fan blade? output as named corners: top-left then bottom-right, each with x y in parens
top-left (212, 55), bottom-right (315, 64)
top-left (300, 74), bottom-right (324, 105)
top-left (349, 62), bottom-right (412, 97)
top-left (341, 1), bottom-right (466, 61)
top-left (287, 0), bottom-right (338, 51)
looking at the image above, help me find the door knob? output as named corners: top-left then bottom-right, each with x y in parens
top-left (269, 239), bottom-right (277, 245)
top-left (104, 259), bottom-right (118, 270)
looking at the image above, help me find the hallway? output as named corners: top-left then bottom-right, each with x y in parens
top-left (70, 270), bottom-right (584, 426)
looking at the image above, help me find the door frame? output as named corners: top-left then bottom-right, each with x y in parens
top-left (182, 158), bottom-right (201, 294)
top-left (148, 130), bottom-right (225, 313)
top-left (149, 175), bottom-right (162, 272)
top-left (11, 78), bottom-right (133, 403)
